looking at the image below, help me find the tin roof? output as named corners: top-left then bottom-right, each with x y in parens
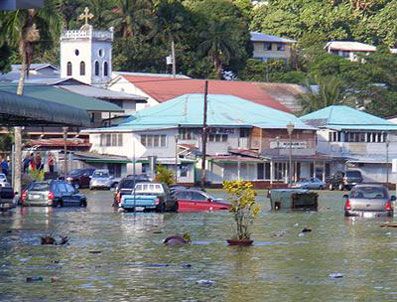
top-left (0, 83), bottom-right (123, 112)
top-left (300, 105), bottom-right (397, 131)
top-left (250, 32), bottom-right (296, 43)
top-left (118, 75), bottom-right (291, 112)
top-left (85, 94), bottom-right (315, 133)
top-left (325, 41), bottom-right (377, 52)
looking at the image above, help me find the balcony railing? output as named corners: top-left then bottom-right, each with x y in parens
top-left (60, 27), bottom-right (113, 41)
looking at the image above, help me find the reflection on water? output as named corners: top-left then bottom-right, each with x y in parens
top-left (0, 190), bottom-right (395, 301)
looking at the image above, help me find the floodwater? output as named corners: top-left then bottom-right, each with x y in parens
top-left (0, 190), bottom-right (396, 301)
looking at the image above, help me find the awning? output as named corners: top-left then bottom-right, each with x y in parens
top-left (0, 90), bottom-right (90, 127)
top-left (73, 151), bottom-right (131, 164)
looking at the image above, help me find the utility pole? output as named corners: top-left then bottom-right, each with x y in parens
top-left (63, 127), bottom-right (68, 175)
top-left (171, 40), bottom-right (176, 78)
top-left (175, 133), bottom-right (178, 183)
top-left (201, 81), bottom-right (209, 189)
top-left (386, 133), bottom-right (390, 187)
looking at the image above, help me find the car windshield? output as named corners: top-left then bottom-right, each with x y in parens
top-left (350, 187), bottom-right (387, 199)
top-left (346, 171), bottom-right (361, 178)
top-left (120, 179), bottom-right (136, 189)
top-left (93, 171), bottom-right (109, 178)
top-left (30, 182), bottom-right (50, 191)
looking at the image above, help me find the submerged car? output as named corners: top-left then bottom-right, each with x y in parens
top-left (89, 169), bottom-right (116, 190)
top-left (65, 168), bottom-right (95, 189)
top-left (113, 174), bottom-right (151, 205)
top-left (21, 180), bottom-right (87, 207)
top-left (174, 189), bottom-right (230, 212)
top-left (344, 184), bottom-right (394, 217)
top-left (119, 182), bottom-right (178, 212)
top-left (291, 178), bottom-right (325, 190)
top-left (328, 170), bottom-right (363, 190)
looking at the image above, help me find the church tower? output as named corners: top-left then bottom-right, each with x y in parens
top-left (60, 7), bottom-right (113, 87)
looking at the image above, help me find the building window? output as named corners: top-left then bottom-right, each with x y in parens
top-left (80, 61), bottom-right (85, 76)
top-left (75, 49), bottom-right (79, 56)
top-left (263, 42), bottom-right (272, 51)
top-left (104, 61), bottom-right (108, 76)
top-left (239, 128), bottom-right (250, 138)
top-left (179, 128), bottom-right (198, 140)
top-left (100, 133), bottom-right (123, 147)
top-left (94, 61), bottom-right (99, 76)
top-left (208, 134), bottom-right (227, 142)
top-left (141, 135), bottom-right (167, 148)
top-left (98, 49), bottom-right (103, 57)
top-left (66, 62), bottom-right (72, 76)
top-left (276, 43), bottom-right (285, 51)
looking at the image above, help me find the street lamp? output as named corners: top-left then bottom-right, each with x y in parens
top-left (286, 122), bottom-right (295, 186)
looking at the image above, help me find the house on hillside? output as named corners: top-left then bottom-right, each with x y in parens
top-left (83, 94), bottom-right (334, 187)
top-left (324, 41), bottom-right (377, 61)
top-left (108, 74), bottom-right (305, 113)
top-left (301, 105), bottom-right (397, 183)
top-left (250, 32), bottom-right (296, 62)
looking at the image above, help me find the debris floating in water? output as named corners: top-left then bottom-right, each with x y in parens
top-left (26, 276), bottom-right (43, 283)
top-left (40, 235), bottom-right (69, 245)
top-left (89, 250), bottom-right (102, 254)
top-left (329, 273), bottom-right (343, 279)
top-left (181, 263), bottom-right (192, 268)
top-left (380, 223), bottom-right (397, 228)
top-left (301, 228), bottom-right (312, 233)
top-left (196, 279), bottom-right (215, 286)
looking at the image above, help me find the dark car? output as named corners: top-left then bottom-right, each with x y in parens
top-left (119, 182), bottom-right (178, 212)
top-left (21, 180), bottom-right (87, 207)
top-left (0, 185), bottom-right (15, 211)
top-left (113, 174), bottom-right (150, 205)
top-left (65, 168), bottom-right (95, 189)
top-left (344, 184), bottom-right (394, 217)
top-left (327, 170), bottom-right (363, 191)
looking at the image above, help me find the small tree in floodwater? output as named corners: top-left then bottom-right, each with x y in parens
top-left (223, 180), bottom-right (260, 240)
top-left (155, 165), bottom-right (175, 186)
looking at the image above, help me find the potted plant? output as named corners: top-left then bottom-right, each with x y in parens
top-left (223, 180), bottom-right (260, 246)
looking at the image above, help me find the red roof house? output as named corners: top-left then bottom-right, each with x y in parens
top-left (112, 74), bottom-right (295, 113)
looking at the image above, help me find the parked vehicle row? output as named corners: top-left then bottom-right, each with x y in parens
top-left (21, 180), bottom-right (87, 207)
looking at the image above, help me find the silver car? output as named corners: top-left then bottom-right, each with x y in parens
top-left (292, 177), bottom-right (326, 190)
top-left (89, 169), bottom-right (114, 190)
top-left (344, 184), bottom-right (395, 217)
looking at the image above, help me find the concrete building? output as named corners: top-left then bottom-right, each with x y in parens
top-left (324, 41), bottom-right (377, 62)
top-left (83, 94), bottom-right (328, 187)
top-left (301, 105), bottom-right (397, 184)
top-left (250, 32), bottom-right (296, 62)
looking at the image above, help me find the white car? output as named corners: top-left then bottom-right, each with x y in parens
top-left (0, 173), bottom-right (10, 187)
top-left (89, 169), bottom-right (117, 190)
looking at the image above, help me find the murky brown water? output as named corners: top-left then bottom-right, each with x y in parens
top-left (0, 190), bottom-right (396, 301)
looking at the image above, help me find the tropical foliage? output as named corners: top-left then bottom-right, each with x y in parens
top-left (223, 180), bottom-right (259, 240)
top-left (154, 165), bottom-right (175, 186)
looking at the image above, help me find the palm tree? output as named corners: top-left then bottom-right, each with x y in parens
top-left (108, 0), bottom-right (154, 38)
top-left (299, 76), bottom-right (352, 114)
top-left (198, 20), bottom-right (239, 79)
top-left (0, 0), bottom-right (62, 195)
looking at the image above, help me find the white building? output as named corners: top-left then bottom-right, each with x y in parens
top-left (301, 105), bottom-right (397, 184)
top-left (250, 32), bottom-right (296, 62)
top-left (60, 8), bottom-right (113, 87)
top-left (324, 41), bottom-right (377, 61)
top-left (83, 94), bottom-right (323, 187)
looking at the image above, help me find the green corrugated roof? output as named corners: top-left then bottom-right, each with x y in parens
top-left (300, 105), bottom-right (397, 131)
top-left (0, 90), bottom-right (90, 127)
top-left (87, 94), bottom-right (314, 132)
top-left (0, 83), bottom-right (123, 112)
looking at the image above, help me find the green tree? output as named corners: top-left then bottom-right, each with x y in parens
top-left (108, 0), bottom-right (154, 38)
top-left (298, 76), bottom-right (351, 115)
top-left (155, 165), bottom-right (175, 186)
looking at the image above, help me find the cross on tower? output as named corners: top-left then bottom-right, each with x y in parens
top-left (78, 7), bottom-right (94, 27)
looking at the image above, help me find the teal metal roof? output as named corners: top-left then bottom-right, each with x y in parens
top-left (87, 94), bottom-right (314, 132)
top-left (0, 90), bottom-right (90, 127)
top-left (0, 83), bottom-right (123, 112)
top-left (300, 105), bottom-right (397, 131)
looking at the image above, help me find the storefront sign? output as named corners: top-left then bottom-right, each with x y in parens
top-left (270, 141), bottom-right (307, 149)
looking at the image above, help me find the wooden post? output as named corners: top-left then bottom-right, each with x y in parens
top-left (200, 80), bottom-right (209, 189)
